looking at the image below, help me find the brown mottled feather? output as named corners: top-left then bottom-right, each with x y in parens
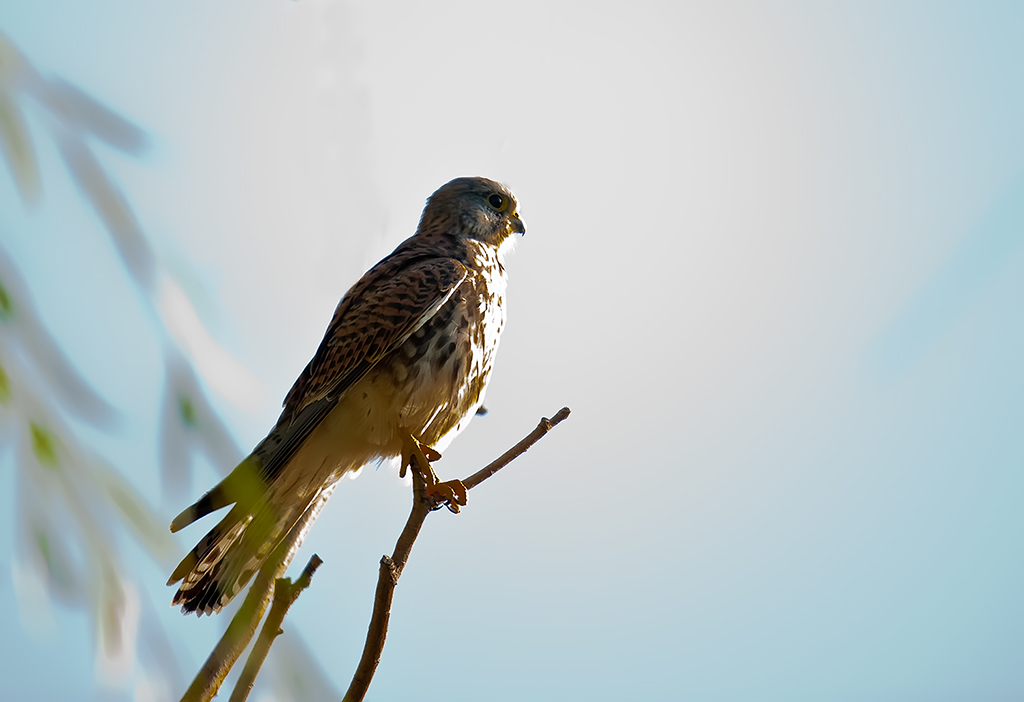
top-left (283, 255), bottom-right (468, 423)
top-left (167, 176), bottom-right (523, 615)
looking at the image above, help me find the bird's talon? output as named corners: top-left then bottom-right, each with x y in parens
top-left (401, 434), bottom-right (442, 483)
top-left (426, 479), bottom-right (468, 513)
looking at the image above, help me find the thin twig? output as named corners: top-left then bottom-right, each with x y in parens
top-left (462, 406), bottom-right (571, 490)
top-left (343, 469), bottom-right (431, 702)
top-left (228, 554), bottom-right (324, 702)
top-left (342, 407), bottom-right (571, 702)
top-left (179, 484), bottom-right (336, 702)
top-left (178, 548), bottom-right (282, 702)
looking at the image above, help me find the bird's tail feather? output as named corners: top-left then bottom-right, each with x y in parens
top-left (168, 494), bottom-right (320, 615)
top-left (167, 454), bottom-right (319, 616)
top-left (169, 455), bottom-right (264, 533)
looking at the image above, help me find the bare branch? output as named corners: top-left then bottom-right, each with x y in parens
top-left (462, 406), bottom-right (571, 490)
top-left (179, 407), bottom-right (570, 702)
top-left (229, 554), bottom-right (324, 702)
top-left (179, 484), bottom-right (336, 702)
top-left (343, 469), bottom-right (431, 702)
top-left (343, 407), bottom-right (571, 702)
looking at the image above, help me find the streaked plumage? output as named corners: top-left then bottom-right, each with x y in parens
top-left (168, 177), bottom-right (524, 615)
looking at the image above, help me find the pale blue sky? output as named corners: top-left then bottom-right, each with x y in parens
top-left (1, 2), bottom-right (1022, 700)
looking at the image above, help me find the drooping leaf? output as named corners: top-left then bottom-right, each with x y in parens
top-left (160, 349), bottom-right (244, 496)
top-left (31, 523), bottom-right (80, 598)
top-left (0, 277), bottom-right (13, 319)
top-left (0, 94), bottom-right (40, 204)
top-left (178, 394), bottom-right (197, 428)
top-left (16, 461), bottom-right (84, 601)
top-left (0, 360), bottom-right (10, 403)
top-left (0, 245), bottom-right (119, 426)
top-left (35, 76), bottom-right (147, 153)
top-left (93, 573), bottom-right (137, 684)
top-left (21, 316), bottom-right (120, 427)
top-left (29, 421), bottom-right (59, 469)
top-left (93, 463), bottom-right (176, 563)
top-left (56, 136), bottom-right (155, 290)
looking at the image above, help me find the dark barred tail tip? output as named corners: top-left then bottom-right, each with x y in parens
top-left (172, 578), bottom-right (229, 617)
top-left (169, 506), bottom-right (196, 533)
top-left (169, 483), bottom-right (233, 533)
top-left (167, 549), bottom-right (198, 586)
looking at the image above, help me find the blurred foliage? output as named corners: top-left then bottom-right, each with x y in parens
top-left (0, 30), bottom-right (238, 698)
top-left (0, 29), bottom-right (340, 701)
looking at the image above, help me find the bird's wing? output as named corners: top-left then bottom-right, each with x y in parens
top-left (251, 255), bottom-right (468, 484)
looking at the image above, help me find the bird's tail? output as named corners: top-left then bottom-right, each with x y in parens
top-left (166, 455), bottom-right (318, 616)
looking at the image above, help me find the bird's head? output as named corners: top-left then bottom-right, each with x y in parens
top-left (418, 176), bottom-right (526, 250)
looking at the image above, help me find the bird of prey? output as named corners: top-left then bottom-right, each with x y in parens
top-left (167, 177), bottom-right (524, 615)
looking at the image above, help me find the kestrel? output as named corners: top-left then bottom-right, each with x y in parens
top-left (167, 177), bottom-right (524, 615)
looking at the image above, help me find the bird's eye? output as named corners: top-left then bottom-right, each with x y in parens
top-left (487, 193), bottom-right (508, 211)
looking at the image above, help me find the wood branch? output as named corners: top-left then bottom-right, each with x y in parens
top-left (462, 406), bottom-right (571, 490)
top-left (343, 406), bottom-right (571, 702)
top-left (179, 406), bottom-right (570, 702)
top-left (177, 547), bottom-right (282, 702)
top-left (343, 470), bottom-right (431, 701)
top-left (228, 554), bottom-right (324, 702)
top-left (179, 484), bottom-right (336, 702)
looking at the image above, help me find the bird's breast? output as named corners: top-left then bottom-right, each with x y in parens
top-left (354, 256), bottom-right (508, 456)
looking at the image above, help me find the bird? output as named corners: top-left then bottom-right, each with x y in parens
top-left (167, 176), bottom-right (525, 615)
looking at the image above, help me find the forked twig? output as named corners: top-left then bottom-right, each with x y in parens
top-left (179, 484), bottom-right (336, 702)
top-left (228, 555), bottom-right (324, 702)
top-left (179, 407), bottom-right (570, 702)
top-left (463, 406), bottom-right (571, 490)
top-left (343, 407), bottom-right (571, 702)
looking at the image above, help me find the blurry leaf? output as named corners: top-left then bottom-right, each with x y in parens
top-left (99, 587), bottom-right (124, 655)
top-left (158, 380), bottom-right (190, 497)
top-left (10, 558), bottom-right (56, 636)
top-left (94, 575), bottom-right (138, 684)
top-left (0, 94), bottom-right (40, 204)
top-left (21, 318), bottom-right (120, 427)
top-left (29, 421), bottom-right (59, 469)
top-left (156, 275), bottom-right (267, 409)
top-left (0, 359), bottom-right (10, 403)
top-left (56, 135), bottom-right (155, 290)
top-left (0, 244), bottom-right (119, 426)
top-left (93, 463), bottom-right (176, 563)
top-left (16, 458), bottom-right (85, 601)
top-left (178, 394), bottom-right (197, 428)
top-left (31, 524), bottom-right (81, 598)
top-left (160, 348), bottom-right (243, 496)
top-left (193, 390), bottom-right (244, 473)
top-left (0, 33), bottom-right (28, 88)
top-left (0, 277), bottom-right (13, 319)
top-left (35, 76), bottom-right (147, 153)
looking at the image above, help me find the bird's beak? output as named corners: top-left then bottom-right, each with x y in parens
top-left (510, 212), bottom-right (526, 236)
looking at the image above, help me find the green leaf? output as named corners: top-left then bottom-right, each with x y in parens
top-left (0, 361), bottom-right (9, 404)
top-left (0, 278), bottom-right (12, 320)
top-left (31, 522), bottom-right (80, 595)
top-left (29, 422), bottom-right (59, 469)
top-left (33, 528), bottom-right (51, 565)
top-left (178, 394), bottom-right (197, 428)
top-left (56, 137), bottom-right (155, 288)
top-left (95, 464), bottom-right (176, 561)
top-left (0, 94), bottom-right (40, 204)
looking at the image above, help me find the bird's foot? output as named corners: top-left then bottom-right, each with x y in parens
top-left (400, 434), bottom-right (467, 513)
top-left (426, 479), bottom-right (468, 514)
top-left (400, 434), bottom-right (442, 480)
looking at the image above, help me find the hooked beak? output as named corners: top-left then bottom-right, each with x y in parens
top-left (510, 212), bottom-right (526, 236)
